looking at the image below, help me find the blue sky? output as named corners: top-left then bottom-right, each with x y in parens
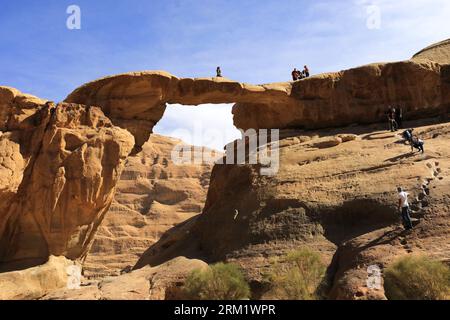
top-left (1, 0), bottom-right (449, 149)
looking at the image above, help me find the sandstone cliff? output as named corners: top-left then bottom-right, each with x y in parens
top-left (136, 119), bottom-right (450, 299)
top-left (1, 39), bottom-right (449, 300)
top-left (83, 134), bottom-right (220, 277)
top-left (0, 87), bottom-right (134, 271)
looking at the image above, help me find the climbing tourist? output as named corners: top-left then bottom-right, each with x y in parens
top-left (387, 107), bottom-right (398, 132)
top-left (402, 128), bottom-right (414, 143)
top-left (303, 65), bottom-right (310, 78)
top-left (410, 136), bottom-right (425, 154)
top-left (216, 66), bottom-right (222, 77)
top-left (398, 187), bottom-right (413, 230)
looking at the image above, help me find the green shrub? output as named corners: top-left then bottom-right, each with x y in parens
top-left (384, 255), bottom-right (450, 300)
top-left (264, 247), bottom-right (327, 300)
top-left (183, 263), bottom-right (250, 300)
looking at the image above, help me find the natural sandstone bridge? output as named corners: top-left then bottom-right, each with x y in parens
top-left (65, 55), bottom-right (450, 152)
top-left (0, 39), bottom-right (449, 270)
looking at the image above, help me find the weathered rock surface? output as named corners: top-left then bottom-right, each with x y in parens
top-left (137, 119), bottom-right (450, 300)
top-left (1, 40), bottom-right (450, 300)
top-left (42, 256), bottom-right (208, 300)
top-left (0, 87), bottom-right (134, 270)
top-left (83, 134), bottom-right (220, 278)
top-left (65, 60), bottom-right (450, 151)
top-left (413, 39), bottom-right (450, 65)
top-left (0, 256), bottom-right (76, 300)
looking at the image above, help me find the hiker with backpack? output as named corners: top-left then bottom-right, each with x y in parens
top-left (402, 128), bottom-right (424, 153)
top-left (402, 128), bottom-right (414, 143)
top-left (410, 136), bottom-right (425, 154)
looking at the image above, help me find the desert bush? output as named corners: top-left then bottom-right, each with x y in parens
top-left (183, 262), bottom-right (250, 300)
top-left (384, 255), bottom-right (450, 300)
top-left (264, 247), bottom-right (327, 300)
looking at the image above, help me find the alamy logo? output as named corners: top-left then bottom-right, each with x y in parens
top-left (366, 5), bottom-right (381, 30)
top-left (66, 5), bottom-right (81, 30)
top-left (366, 264), bottom-right (382, 290)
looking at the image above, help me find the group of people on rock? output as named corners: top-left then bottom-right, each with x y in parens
top-left (402, 128), bottom-right (425, 154)
top-left (213, 67), bottom-right (420, 233)
top-left (391, 106), bottom-right (428, 231)
top-left (291, 66), bottom-right (310, 81)
top-left (385, 106), bottom-right (425, 155)
top-left (215, 66), bottom-right (311, 81)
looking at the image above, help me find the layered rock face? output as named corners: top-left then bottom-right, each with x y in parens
top-left (413, 39), bottom-right (450, 64)
top-left (0, 87), bottom-right (134, 270)
top-left (83, 135), bottom-right (220, 277)
top-left (137, 120), bottom-right (450, 299)
top-left (65, 60), bottom-right (450, 152)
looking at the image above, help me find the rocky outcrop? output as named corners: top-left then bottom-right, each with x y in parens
top-left (83, 134), bottom-right (220, 277)
top-left (65, 60), bottom-right (449, 152)
top-left (137, 120), bottom-right (450, 299)
top-left (0, 87), bottom-right (134, 270)
top-left (413, 39), bottom-right (450, 64)
top-left (42, 257), bottom-right (208, 300)
top-left (0, 256), bottom-right (76, 300)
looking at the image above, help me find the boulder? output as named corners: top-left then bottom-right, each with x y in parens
top-left (0, 256), bottom-right (76, 300)
top-left (42, 257), bottom-right (208, 300)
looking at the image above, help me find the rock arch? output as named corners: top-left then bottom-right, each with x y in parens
top-left (1, 39), bottom-right (449, 269)
top-left (65, 59), bottom-right (449, 153)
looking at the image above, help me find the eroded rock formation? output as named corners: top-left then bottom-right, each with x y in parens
top-left (65, 59), bottom-right (450, 152)
top-left (0, 87), bottom-right (134, 270)
top-left (136, 121), bottom-right (450, 299)
top-left (83, 134), bottom-right (220, 277)
top-left (1, 39), bottom-right (450, 300)
top-left (413, 38), bottom-right (450, 64)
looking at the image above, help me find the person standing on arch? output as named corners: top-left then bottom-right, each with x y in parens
top-left (216, 66), bottom-right (222, 77)
top-left (292, 68), bottom-right (299, 81)
top-left (303, 65), bottom-right (310, 78)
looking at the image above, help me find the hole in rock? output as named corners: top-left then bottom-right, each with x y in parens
top-left (153, 103), bottom-right (241, 151)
